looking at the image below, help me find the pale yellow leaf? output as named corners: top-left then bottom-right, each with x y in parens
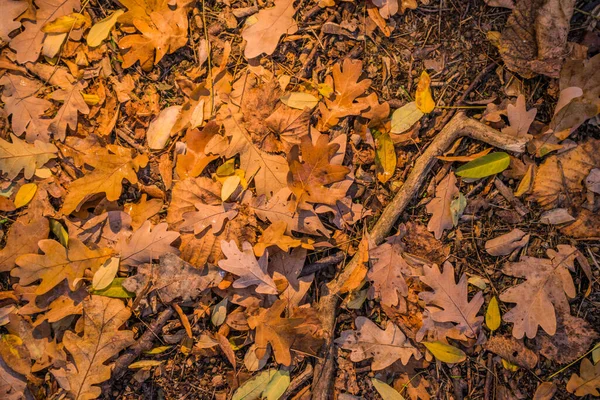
top-left (92, 257), bottom-right (120, 291)
top-left (87, 10), bottom-right (125, 47)
top-left (280, 92), bottom-right (319, 110)
top-left (390, 102), bottom-right (424, 134)
top-left (422, 341), bottom-right (466, 363)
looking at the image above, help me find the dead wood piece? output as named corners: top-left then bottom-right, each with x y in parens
top-left (494, 177), bottom-right (529, 216)
top-left (311, 112), bottom-right (529, 400)
top-left (281, 363), bottom-right (314, 400)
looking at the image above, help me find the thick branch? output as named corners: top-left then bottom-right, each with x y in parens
top-left (311, 113), bottom-right (528, 399)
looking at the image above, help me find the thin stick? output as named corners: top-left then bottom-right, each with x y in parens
top-left (310, 113), bottom-right (528, 399)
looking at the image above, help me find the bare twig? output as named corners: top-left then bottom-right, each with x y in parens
top-left (310, 113), bottom-right (528, 399)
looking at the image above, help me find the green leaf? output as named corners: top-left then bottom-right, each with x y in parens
top-left (211, 297), bottom-right (228, 327)
top-left (422, 341), bottom-right (467, 363)
top-left (263, 370), bottom-right (290, 400)
top-left (372, 378), bottom-right (405, 400)
top-left (87, 10), bottom-right (124, 47)
top-left (455, 152), bottom-right (510, 179)
top-left (144, 346), bottom-right (172, 355)
top-left (90, 277), bottom-right (135, 298)
top-left (232, 370), bottom-right (277, 400)
top-left (49, 219), bottom-right (69, 247)
top-left (375, 132), bottom-right (396, 183)
top-left (390, 102), bottom-right (424, 134)
top-left (485, 296), bottom-right (501, 332)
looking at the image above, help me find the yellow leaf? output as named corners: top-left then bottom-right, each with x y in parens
top-left (34, 168), bottom-right (53, 179)
top-left (486, 296), bottom-right (501, 332)
top-left (14, 183), bottom-right (37, 208)
top-left (422, 341), bottom-right (466, 363)
top-left (50, 219), bottom-right (69, 247)
top-left (317, 83), bottom-right (334, 98)
top-left (415, 71), bottom-right (435, 113)
top-left (42, 13), bottom-right (90, 33)
top-left (87, 9), bottom-right (124, 47)
top-left (390, 102), bottom-right (424, 134)
top-left (144, 346), bottom-right (172, 355)
top-left (515, 164), bottom-right (534, 197)
top-left (128, 360), bottom-right (163, 369)
top-left (92, 257), bottom-right (120, 291)
top-left (82, 93), bottom-right (100, 106)
top-left (501, 358), bottom-right (519, 371)
top-left (280, 92), bottom-right (319, 110)
top-left (375, 132), bottom-right (396, 183)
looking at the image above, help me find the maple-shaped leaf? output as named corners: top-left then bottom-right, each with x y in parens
top-left (61, 145), bottom-right (149, 215)
top-left (419, 262), bottom-right (484, 339)
top-left (567, 357), bottom-right (600, 396)
top-left (123, 253), bottom-right (223, 303)
top-left (180, 203), bottom-right (238, 235)
top-left (0, 73), bottom-right (52, 141)
top-left (317, 58), bottom-right (372, 130)
top-left (176, 122), bottom-right (220, 178)
top-left (499, 245), bottom-right (586, 339)
top-left (244, 189), bottom-right (331, 237)
top-left (9, 0), bottom-right (81, 63)
top-left (367, 238), bottom-right (413, 308)
top-left (247, 299), bottom-right (323, 366)
top-left (501, 94), bottom-right (537, 137)
top-left (241, 0), bottom-right (298, 59)
top-left (119, 6), bottom-right (189, 71)
top-left (117, 221), bottom-right (180, 266)
top-left (0, 217), bottom-right (49, 273)
top-left (218, 240), bottom-right (278, 295)
top-left (56, 296), bottom-right (134, 400)
top-left (221, 111), bottom-right (289, 198)
top-left (426, 172), bottom-right (459, 240)
top-left (13, 239), bottom-right (112, 295)
top-left (0, 134), bottom-right (58, 180)
top-left (530, 139), bottom-right (600, 209)
top-left (287, 135), bottom-right (350, 207)
top-left (335, 316), bottom-right (421, 370)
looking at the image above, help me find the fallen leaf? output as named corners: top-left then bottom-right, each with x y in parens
top-left (485, 228), bottom-right (529, 256)
top-left (146, 106), bottom-right (181, 150)
top-left (372, 378), bottom-right (405, 400)
top-left (390, 102), bottom-right (424, 134)
top-left (335, 316), bottom-right (421, 370)
top-left (280, 92), bottom-right (319, 110)
top-left (426, 172), bottom-right (459, 240)
top-left (263, 369), bottom-right (290, 400)
top-left (501, 94), bottom-right (537, 137)
top-left (242, 0), bottom-right (297, 59)
top-left (367, 238), bottom-right (413, 308)
top-left (534, 313), bottom-right (598, 364)
top-left (422, 341), bottom-right (466, 364)
top-left (0, 217), bottom-right (49, 273)
top-left (87, 9), bottom-right (124, 47)
top-left (218, 240), bottom-right (278, 295)
top-left (0, 134), bottom-right (58, 180)
top-left (415, 71), bottom-right (435, 113)
top-left (532, 382), bottom-right (557, 400)
top-left (484, 335), bottom-right (538, 369)
top-left (232, 369), bottom-right (277, 400)
top-left (56, 296), bottom-right (135, 400)
top-left (254, 221), bottom-right (307, 257)
top-left (117, 221), bottom-right (180, 266)
top-left (567, 357), bottom-right (600, 396)
top-left (92, 257), bottom-right (120, 291)
top-left (180, 203), bottom-right (238, 235)
top-left (455, 152), bottom-right (510, 179)
top-left (486, 296), bottom-right (501, 332)
top-left (14, 183), bottom-right (37, 209)
top-left (375, 131), bottom-right (396, 183)
top-left (0, 0), bottom-right (28, 42)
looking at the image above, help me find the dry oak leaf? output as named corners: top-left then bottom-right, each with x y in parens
top-left (180, 203), bottom-right (238, 235)
top-left (567, 357), bottom-right (600, 397)
top-left (0, 355), bottom-right (30, 400)
top-left (499, 245), bottom-right (586, 339)
top-left (60, 145), bottom-right (149, 215)
top-left (426, 172), bottom-right (459, 240)
top-left (335, 316), bottom-right (421, 370)
top-left (220, 111), bottom-right (289, 198)
top-left (166, 177), bottom-right (221, 227)
top-left (0, 217), bottom-right (49, 273)
top-left (317, 58), bottom-right (372, 130)
top-left (367, 238), bottom-right (413, 308)
top-left (56, 296), bottom-right (134, 400)
top-left (419, 262), bottom-right (484, 339)
top-left (13, 239), bottom-right (112, 295)
top-left (501, 94), bottom-right (537, 138)
top-left (48, 80), bottom-right (90, 141)
top-left (530, 139), bottom-right (600, 209)
top-left (244, 189), bottom-right (331, 237)
top-left (254, 220), bottom-right (311, 257)
top-left (0, 0), bottom-right (27, 41)
top-left (287, 135), bottom-right (350, 207)
top-left (533, 313), bottom-right (598, 364)
top-left (0, 73), bottom-right (52, 141)
top-left (9, 0), bottom-right (81, 63)
top-left (247, 299), bottom-right (323, 366)
top-left (122, 253), bottom-right (223, 303)
top-left (241, 0), bottom-right (298, 59)
top-left (176, 123), bottom-right (220, 178)
top-left (218, 240), bottom-right (278, 295)
top-left (0, 134), bottom-right (58, 180)
top-left (116, 221), bottom-right (180, 266)
top-left (119, 5), bottom-right (189, 71)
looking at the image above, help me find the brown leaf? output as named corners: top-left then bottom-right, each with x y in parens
top-left (367, 238), bottom-right (413, 308)
top-left (122, 253), bottom-right (223, 303)
top-left (567, 357), bottom-right (600, 396)
top-left (241, 0), bottom-right (298, 59)
top-left (116, 221), bottom-right (180, 266)
top-left (317, 59), bottom-right (372, 130)
top-left (501, 94), bottom-right (537, 137)
top-left (529, 139), bottom-right (600, 209)
top-left (335, 316), bottom-right (421, 370)
top-left (125, 194), bottom-right (164, 230)
top-left (532, 382), bottom-right (557, 400)
top-left (419, 262), bottom-right (484, 339)
top-left (254, 221), bottom-right (307, 257)
top-left (180, 203), bottom-right (238, 235)
top-left (533, 313), bottom-right (598, 364)
top-left (0, 0), bottom-right (28, 42)
top-left (48, 81), bottom-right (90, 141)
top-left (500, 245), bottom-right (586, 338)
top-left (426, 172), bottom-right (459, 240)
top-left (61, 145), bottom-right (149, 215)
top-left (218, 240), bottom-right (278, 295)
top-left (56, 296), bottom-right (135, 399)
top-left (484, 335), bottom-right (538, 369)
top-left (0, 134), bottom-right (57, 180)
top-left (484, 228), bottom-right (529, 256)
top-left (167, 177), bottom-right (222, 227)
top-left (498, 0), bottom-right (575, 78)
top-left (247, 299), bottom-right (323, 366)
top-left (0, 217), bottom-right (49, 273)
top-left (13, 239), bottom-right (112, 295)
top-left (287, 135), bottom-right (350, 207)
top-left (176, 123), bottom-right (220, 178)
top-left (0, 355), bottom-right (30, 400)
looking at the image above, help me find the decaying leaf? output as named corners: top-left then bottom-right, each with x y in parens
top-left (335, 316), bottom-right (421, 370)
top-left (426, 172), bottom-right (459, 240)
top-left (55, 296), bottom-right (135, 400)
top-left (367, 237), bottom-right (413, 308)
